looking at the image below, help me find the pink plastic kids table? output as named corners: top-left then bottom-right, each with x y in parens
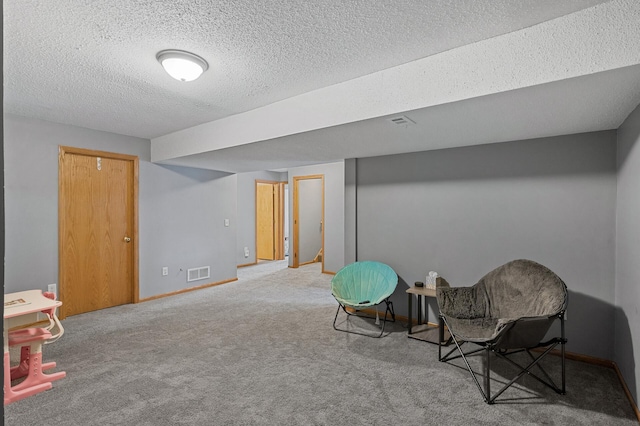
top-left (4, 290), bottom-right (65, 404)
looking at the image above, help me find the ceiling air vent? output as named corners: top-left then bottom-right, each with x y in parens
top-left (387, 115), bottom-right (415, 126)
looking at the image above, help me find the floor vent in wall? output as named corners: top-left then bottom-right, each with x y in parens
top-left (187, 266), bottom-right (210, 282)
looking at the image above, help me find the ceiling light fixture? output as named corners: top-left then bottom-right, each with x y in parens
top-left (156, 49), bottom-right (208, 82)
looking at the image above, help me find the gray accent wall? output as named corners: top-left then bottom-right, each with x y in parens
top-left (235, 170), bottom-right (286, 266)
top-left (616, 104), bottom-right (640, 404)
top-left (4, 114), bottom-right (237, 299)
top-left (350, 131), bottom-right (617, 360)
top-left (288, 161), bottom-right (345, 274)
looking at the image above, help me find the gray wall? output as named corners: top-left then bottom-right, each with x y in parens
top-left (350, 131), bottom-right (617, 360)
top-left (4, 114), bottom-right (237, 300)
top-left (288, 161), bottom-right (345, 274)
top-left (298, 178), bottom-right (323, 263)
top-left (139, 164), bottom-right (237, 299)
top-left (344, 159), bottom-right (357, 265)
top-left (236, 170), bottom-right (286, 265)
top-left (616, 104), bottom-right (640, 404)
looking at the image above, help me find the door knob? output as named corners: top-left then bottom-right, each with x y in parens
top-left (124, 237), bottom-right (131, 243)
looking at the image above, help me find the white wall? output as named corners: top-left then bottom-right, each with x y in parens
top-left (350, 131), bottom-right (617, 360)
top-left (616, 104), bottom-right (640, 404)
top-left (288, 161), bottom-right (345, 274)
top-left (4, 114), bottom-right (237, 300)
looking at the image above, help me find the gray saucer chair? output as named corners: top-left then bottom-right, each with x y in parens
top-left (437, 259), bottom-right (568, 404)
top-left (331, 261), bottom-right (398, 338)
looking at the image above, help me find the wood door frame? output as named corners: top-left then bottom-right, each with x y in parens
top-left (255, 180), bottom-right (286, 262)
top-left (292, 174), bottom-right (325, 271)
top-left (58, 146), bottom-right (139, 318)
top-left (275, 181), bottom-right (286, 260)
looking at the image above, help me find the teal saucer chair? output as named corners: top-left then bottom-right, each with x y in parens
top-left (331, 261), bottom-right (398, 338)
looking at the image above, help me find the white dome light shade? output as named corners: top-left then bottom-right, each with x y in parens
top-left (156, 50), bottom-right (209, 82)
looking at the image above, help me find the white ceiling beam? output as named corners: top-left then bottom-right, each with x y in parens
top-left (151, 0), bottom-right (640, 163)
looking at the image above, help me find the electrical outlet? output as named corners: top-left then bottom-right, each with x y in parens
top-left (47, 283), bottom-right (57, 296)
top-left (224, 218), bottom-right (230, 227)
top-left (162, 267), bottom-right (169, 276)
top-left (244, 247), bottom-right (249, 258)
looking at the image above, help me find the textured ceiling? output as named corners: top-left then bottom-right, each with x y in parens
top-left (4, 0), bottom-right (640, 173)
top-left (5, 0), bottom-right (608, 139)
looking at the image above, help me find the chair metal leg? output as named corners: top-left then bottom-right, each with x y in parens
top-left (440, 317), bottom-right (488, 401)
top-left (438, 315), bottom-right (443, 361)
top-left (332, 299), bottom-right (394, 338)
top-left (485, 346), bottom-right (491, 404)
top-left (387, 299), bottom-right (395, 321)
top-left (332, 305), bottom-right (342, 331)
top-left (440, 316), bottom-right (567, 404)
top-left (527, 350), bottom-right (558, 389)
top-left (490, 344), bottom-right (560, 402)
top-left (561, 313), bottom-right (566, 394)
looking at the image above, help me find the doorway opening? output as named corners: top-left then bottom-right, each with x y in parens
top-left (255, 180), bottom-right (287, 263)
top-left (292, 174), bottom-right (325, 272)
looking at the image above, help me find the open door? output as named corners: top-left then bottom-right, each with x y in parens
top-left (292, 175), bottom-right (324, 271)
top-left (255, 180), bottom-right (285, 261)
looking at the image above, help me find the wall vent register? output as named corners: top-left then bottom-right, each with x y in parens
top-left (187, 266), bottom-right (210, 282)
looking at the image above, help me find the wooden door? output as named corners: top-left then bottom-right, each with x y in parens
top-left (255, 181), bottom-right (285, 261)
top-left (59, 146), bottom-right (138, 318)
top-left (256, 182), bottom-right (275, 260)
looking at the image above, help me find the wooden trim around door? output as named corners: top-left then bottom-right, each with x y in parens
top-left (292, 174), bottom-right (325, 271)
top-left (58, 146), bottom-right (139, 319)
top-left (275, 182), bottom-right (286, 260)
